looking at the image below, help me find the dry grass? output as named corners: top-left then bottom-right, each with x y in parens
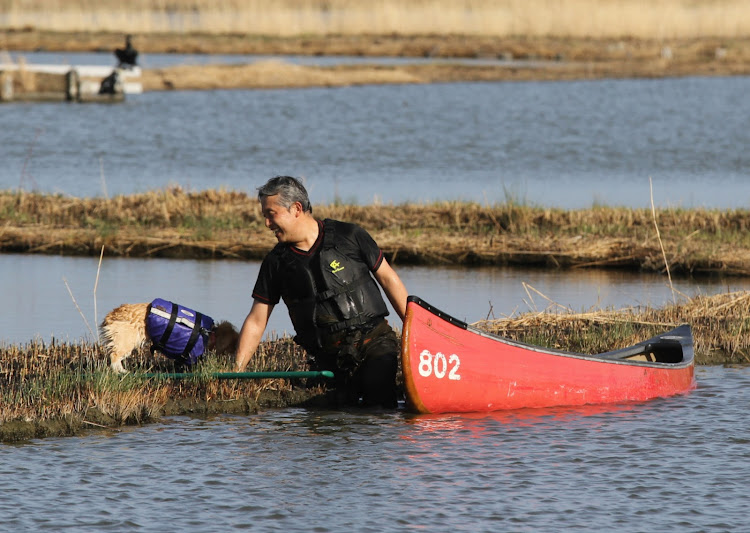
top-left (142, 61), bottom-right (422, 91)
top-left (141, 55), bottom-right (750, 91)
top-left (1, 290), bottom-right (747, 441)
top-left (0, 333), bottom-right (310, 429)
top-left (2, 0), bottom-right (749, 39)
top-left (3, 30), bottom-right (748, 62)
top-left (3, 188), bottom-right (750, 274)
top-left (474, 290), bottom-right (750, 364)
top-left (8, 52), bottom-right (748, 96)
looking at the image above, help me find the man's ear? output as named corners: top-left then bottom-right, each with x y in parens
top-left (291, 201), bottom-right (304, 217)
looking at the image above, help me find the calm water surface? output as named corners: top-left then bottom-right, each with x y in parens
top-left (2, 56), bottom-right (748, 531)
top-left (1, 365), bottom-right (748, 532)
top-left (2, 75), bottom-right (749, 208)
top-left (2, 254), bottom-right (749, 344)
top-left (6, 50), bottom-right (539, 68)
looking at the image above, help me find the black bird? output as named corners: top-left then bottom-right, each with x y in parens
top-left (115, 35), bottom-right (138, 68)
top-left (98, 70), bottom-right (122, 95)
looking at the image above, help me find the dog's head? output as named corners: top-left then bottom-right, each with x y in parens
top-left (208, 321), bottom-right (240, 355)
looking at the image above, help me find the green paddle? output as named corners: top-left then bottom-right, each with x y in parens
top-left (141, 370), bottom-right (334, 380)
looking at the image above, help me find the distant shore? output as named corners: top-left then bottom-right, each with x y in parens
top-left (3, 30), bottom-right (750, 90)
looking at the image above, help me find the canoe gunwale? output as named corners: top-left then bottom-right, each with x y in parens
top-left (407, 295), bottom-right (694, 370)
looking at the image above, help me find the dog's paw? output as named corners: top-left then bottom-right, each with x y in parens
top-left (110, 360), bottom-right (128, 374)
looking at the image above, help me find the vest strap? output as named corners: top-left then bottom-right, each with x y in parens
top-left (327, 315), bottom-right (372, 333)
top-left (322, 218), bottom-right (336, 249)
top-left (181, 311), bottom-right (205, 358)
top-left (316, 276), bottom-right (369, 302)
top-left (152, 302), bottom-right (178, 354)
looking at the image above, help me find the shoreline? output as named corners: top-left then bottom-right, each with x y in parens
top-left (2, 190), bottom-right (750, 276)
top-left (0, 388), bottom-right (327, 443)
top-left (3, 31), bottom-right (750, 89)
top-left (2, 290), bottom-right (749, 443)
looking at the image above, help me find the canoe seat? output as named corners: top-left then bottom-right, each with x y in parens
top-left (598, 340), bottom-right (683, 363)
top-left (621, 353), bottom-right (656, 362)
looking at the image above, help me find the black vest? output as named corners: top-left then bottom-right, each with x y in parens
top-left (276, 219), bottom-right (388, 351)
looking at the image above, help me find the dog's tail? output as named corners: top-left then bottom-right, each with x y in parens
top-left (100, 303), bottom-right (150, 373)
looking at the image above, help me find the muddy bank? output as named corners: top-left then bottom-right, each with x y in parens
top-left (0, 388), bottom-right (326, 443)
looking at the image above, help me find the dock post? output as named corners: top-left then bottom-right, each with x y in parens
top-left (0, 71), bottom-right (13, 102)
top-left (66, 69), bottom-right (80, 101)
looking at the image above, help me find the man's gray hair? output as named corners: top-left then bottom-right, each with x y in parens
top-left (257, 176), bottom-right (312, 213)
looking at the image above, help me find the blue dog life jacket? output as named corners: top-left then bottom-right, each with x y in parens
top-left (145, 298), bottom-right (215, 365)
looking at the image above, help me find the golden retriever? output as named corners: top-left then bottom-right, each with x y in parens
top-left (100, 302), bottom-right (238, 373)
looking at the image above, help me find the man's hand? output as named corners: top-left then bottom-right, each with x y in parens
top-left (235, 301), bottom-right (274, 371)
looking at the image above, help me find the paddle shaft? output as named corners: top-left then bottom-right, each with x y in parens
top-left (141, 370), bottom-right (334, 380)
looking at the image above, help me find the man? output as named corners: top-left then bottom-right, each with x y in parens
top-left (235, 176), bottom-right (408, 408)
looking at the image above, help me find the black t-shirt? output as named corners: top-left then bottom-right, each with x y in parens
top-left (252, 219), bottom-right (384, 306)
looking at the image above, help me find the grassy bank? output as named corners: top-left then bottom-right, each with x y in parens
top-left (2, 188), bottom-right (750, 275)
top-left (2, 290), bottom-right (748, 442)
top-left (4, 29), bottom-right (749, 65)
top-left (0, 334), bottom-right (322, 443)
top-left (137, 51), bottom-right (750, 92)
top-left (4, 30), bottom-right (750, 89)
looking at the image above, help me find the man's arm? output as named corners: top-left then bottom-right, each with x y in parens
top-left (235, 300), bottom-right (274, 371)
top-left (373, 258), bottom-right (408, 321)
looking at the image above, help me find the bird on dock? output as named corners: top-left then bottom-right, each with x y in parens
top-left (115, 35), bottom-right (138, 69)
top-left (98, 70), bottom-right (123, 95)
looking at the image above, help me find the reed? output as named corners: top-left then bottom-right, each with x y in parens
top-left (5, 188), bottom-right (750, 236)
top-left (2, 189), bottom-right (750, 275)
top-left (1, 0), bottom-right (748, 39)
top-left (0, 334), bottom-right (311, 430)
top-left (1, 291), bottom-right (747, 441)
top-left (474, 290), bottom-right (750, 364)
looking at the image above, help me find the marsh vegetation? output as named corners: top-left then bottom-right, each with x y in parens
top-left (2, 189), bottom-right (750, 275)
top-left (2, 290), bottom-right (748, 442)
top-left (0, 333), bottom-right (316, 442)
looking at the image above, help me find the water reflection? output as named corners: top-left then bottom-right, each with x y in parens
top-left (1, 253), bottom-right (748, 344)
top-left (403, 401), bottom-right (646, 440)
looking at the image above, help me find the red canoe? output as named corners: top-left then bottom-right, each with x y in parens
top-left (401, 296), bottom-right (695, 414)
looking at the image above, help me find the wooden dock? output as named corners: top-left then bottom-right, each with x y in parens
top-left (0, 64), bottom-right (142, 103)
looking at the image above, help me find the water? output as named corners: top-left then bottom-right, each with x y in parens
top-left (2, 71), bottom-right (749, 529)
top-left (2, 253), bottom-right (749, 345)
top-left (2, 75), bottom-right (749, 208)
top-left (5, 50), bottom-right (547, 68)
top-left (1, 365), bottom-right (748, 531)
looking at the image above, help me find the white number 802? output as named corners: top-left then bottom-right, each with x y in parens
top-left (418, 350), bottom-right (461, 380)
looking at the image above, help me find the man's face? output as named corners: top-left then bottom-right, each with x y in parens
top-left (261, 194), bottom-right (300, 243)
